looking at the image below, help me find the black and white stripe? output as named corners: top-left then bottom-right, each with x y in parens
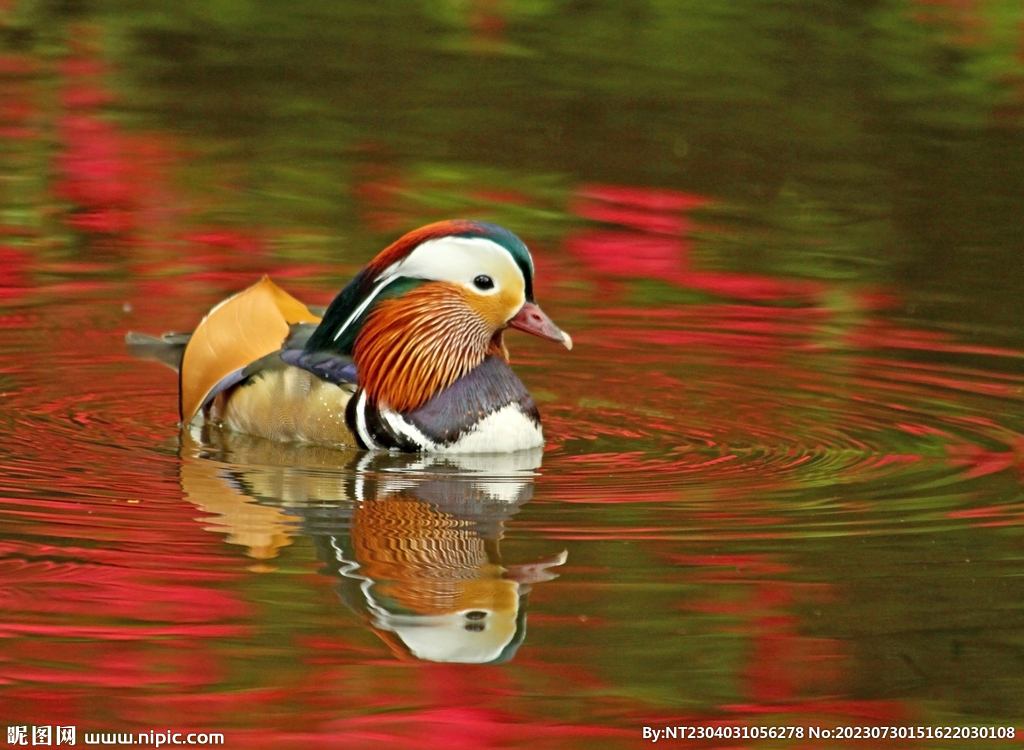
top-left (345, 355), bottom-right (542, 453)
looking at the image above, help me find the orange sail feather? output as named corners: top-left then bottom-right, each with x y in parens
top-left (179, 277), bottom-right (321, 424)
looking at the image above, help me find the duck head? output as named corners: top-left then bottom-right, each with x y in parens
top-left (306, 220), bottom-right (571, 415)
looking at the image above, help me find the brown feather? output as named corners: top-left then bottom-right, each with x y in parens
top-left (354, 284), bottom-right (507, 413)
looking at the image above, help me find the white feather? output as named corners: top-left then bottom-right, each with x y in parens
top-left (381, 236), bottom-right (525, 296)
top-left (332, 277), bottom-right (397, 341)
top-left (352, 391), bottom-right (379, 449)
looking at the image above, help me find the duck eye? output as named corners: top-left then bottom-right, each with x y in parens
top-left (473, 275), bottom-right (494, 291)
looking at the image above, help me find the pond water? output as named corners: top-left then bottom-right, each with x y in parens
top-left (2, 1), bottom-right (1024, 748)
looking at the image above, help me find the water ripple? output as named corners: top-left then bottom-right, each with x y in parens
top-left (532, 305), bottom-right (1024, 538)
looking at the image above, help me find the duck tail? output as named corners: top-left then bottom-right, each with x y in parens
top-left (125, 331), bottom-right (191, 372)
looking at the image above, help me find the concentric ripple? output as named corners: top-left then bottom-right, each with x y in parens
top-left (529, 305), bottom-right (1024, 536)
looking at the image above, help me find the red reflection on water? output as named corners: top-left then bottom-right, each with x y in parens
top-left (0, 246), bottom-right (31, 300)
top-left (740, 583), bottom-right (844, 704)
top-left (577, 183), bottom-right (710, 213)
top-left (566, 230), bottom-right (689, 280)
top-left (661, 551), bottom-right (917, 736)
top-left (181, 229), bottom-right (266, 257)
top-left (55, 115), bottom-right (146, 235)
top-left (218, 708), bottom-right (631, 750)
top-left (566, 183), bottom-right (824, 303)
top-left (0, 82), bottom-right (36, 140)
top-left (352, 152), bottom-right (411, 233)
top-left (0, 275), bottom-right (257, 721)
top-left (47, 28), bottom-right (180, 242)
top-left (0, 518), bottom-right (253, 718)
top-left (0, 48), bottom-right (42, 252)
top-left (848, 322), bottom-right (1024, 360)
top-left (946, 443), bottom-right (1023, 481)
top-left (17, 22), bottom-right (332, 311)
top-left (0, 52), bottom-right (36, 76)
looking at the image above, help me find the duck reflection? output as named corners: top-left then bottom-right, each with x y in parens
top-left (179, 425), bottom-right (567, 663)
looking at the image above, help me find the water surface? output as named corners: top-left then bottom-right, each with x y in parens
top-left (2, 1), bottom-right (1024, 747)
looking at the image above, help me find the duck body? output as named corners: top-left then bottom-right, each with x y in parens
top-left (128, 220), bottom-right (571, 453)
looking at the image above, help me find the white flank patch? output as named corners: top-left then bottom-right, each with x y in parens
top-left (443, 404), bottom-right (544, 453)
top-left (381, 403), bottom-right (544, 454)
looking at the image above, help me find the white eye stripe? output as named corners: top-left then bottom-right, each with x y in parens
top-left (332, 276), bottom-right (398, 342)
top-left (385, 236), bottom-right (525, 292)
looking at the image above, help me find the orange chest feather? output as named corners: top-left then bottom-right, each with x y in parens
top-left (353, 284), bottom-right (508, 413)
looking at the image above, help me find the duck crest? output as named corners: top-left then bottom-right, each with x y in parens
top-left (354, 283), bottom-right (504, 413)
top-left (364, 220), bottom-right (485, 278)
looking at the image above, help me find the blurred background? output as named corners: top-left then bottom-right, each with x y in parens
top-left (2, 0), bottom-right (1022, 332)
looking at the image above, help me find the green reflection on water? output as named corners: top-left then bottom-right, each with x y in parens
top-left (73, 0), bottom-right (1023, 333)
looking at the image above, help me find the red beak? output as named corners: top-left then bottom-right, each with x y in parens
top-left (508, 302), bottom-right (572, 350)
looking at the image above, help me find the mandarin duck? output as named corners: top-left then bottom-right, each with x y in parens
top-left (128, 220), bottom-right (572, 453)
